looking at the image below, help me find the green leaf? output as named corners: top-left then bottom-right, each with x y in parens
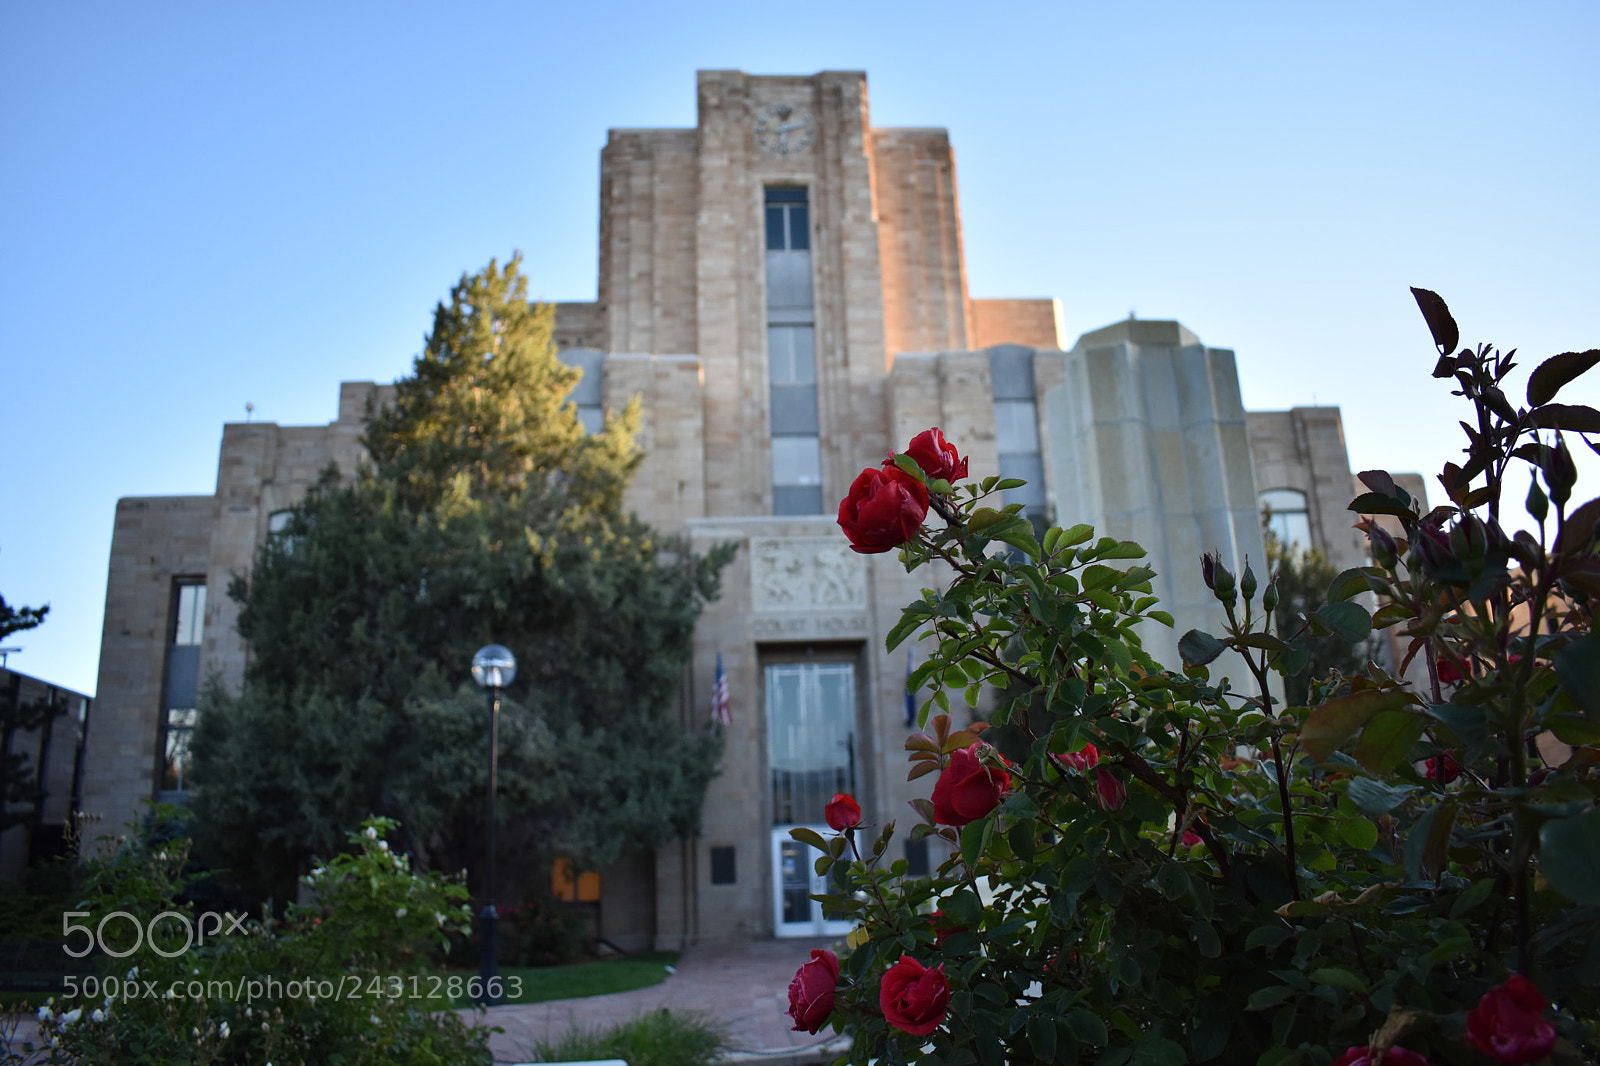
top-left (1449, 877), bottom-right (1495, 918)
top-left (1530, 403), bottom-right (1600, 434)
top-left (1132, 1038), bottom-right (1187, 1066)
top-left (789, 827), bottom-right (829, 852)
top-left (1424, 701), bottom-right (1490, 751)
top-left (1026, 1016), bottom-right (1057, 1061)
top-left (1245, 985), bottom-right (1293, 1011)
top-left (1189, 918), bottom-right (1221, 959)
top-left (1354, 709), bottom-right (1427, 773)
top-left (1059, 523), bottom-right (1095, 547)
top-left (1147, 610), bottom-right (1174, 628)
top-left (1179, 629), bottom-right (1228, 666)
top-left (1554, 635), bottom-right (1600, 717)
top-left (885, 611), bottom-right (926, 653)
top-left (1403, 799), bottom-right (1458, 881)
top-left (1325, 567), bottom-right (1381, 602)
top-left (1539, 808), bottom-right (1600, 905)
top-left (1348, 491), bottom-right (1417, 519)
top-left (1411, 286), bottom-right (1459, 355)
top-left (1189, 1015), bottom-right (1229, 1062)
top-left (1346, 776), bottom-right (1416, 817)
top-left (1310, 601), bottom-right (1372, 644)
top-left (961, 818), bottom-right (988, 872)
top-left (1245, 926), bottom-right (1291, 951)
top-left (1528, 349), bottom-right (1600, 406)
top-left (1339, 816), bottom-right (1380, 850)
top-left (1310, 967), bottom-right (1367, 995)
top-left (1301, 689), bottom-right (1410, 762)
top-left (1065, 1009), bottom-right (1107, 1046)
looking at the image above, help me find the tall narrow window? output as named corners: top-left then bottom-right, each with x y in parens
top-left (766, 187), bottom-right (821, 515)
top-left (989, 346), bottom-right (1046, 531)
top-left (161, 581), bottom-right (205, 795)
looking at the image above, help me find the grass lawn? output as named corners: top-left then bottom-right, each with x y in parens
top-left (454, 951), bottom-right (680, 1006)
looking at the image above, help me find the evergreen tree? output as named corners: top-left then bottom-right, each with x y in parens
top-left (1264, 531), bottom-right (1371, 705)
top-left (191, 256), bottom-right (733, 902)
top-left (0, 591), bottom-right (63, 840)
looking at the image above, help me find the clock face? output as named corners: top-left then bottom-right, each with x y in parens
top-left (753, 104), bottom-right (816, 156)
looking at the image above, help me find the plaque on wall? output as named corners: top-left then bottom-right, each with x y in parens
top-left (750, 537), bottom-right (866, 613)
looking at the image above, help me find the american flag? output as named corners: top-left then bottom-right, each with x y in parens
top-left (711, 653), bottom-right (731, 726)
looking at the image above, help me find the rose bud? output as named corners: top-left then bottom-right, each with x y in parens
top-left (1095, 768), bottom-right (1127, 812)
top-left (1051, 742), bottom-right (1099, 773)
top-left (1240, 559), bottom-right (1258, 602)
top-left (1211, 559), bottom-right (1237, 605)
top-left (1435, 656), bottom-right (1467, 685)
top-left (824, 793), bottom-right (862, 831)
top-left (900, 427), bottom-right (969, 484)
top-left (1330, 1046), bottom-right (1431, 1066)
top-left (786, 949), bottom-right (840, 1034)
top-left (837, 465), bottom-right (929, 554)
top-left (1367, 524), bottom-right (1399, 569)
top-left (878, 956), bottom-right (950, 1037)
top-left (1262, 578), bottom-right (1280, 614)
top-left (1466, 974), bottom-right (1556, 1065)
top-left (928, 909), bottom-right (968, 945)
top-left (931, 743), bottom-right (1011, 827)
top-left (1200, 552), bottom-right (1217, 591)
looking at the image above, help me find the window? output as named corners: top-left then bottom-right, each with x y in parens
top-left (1260, 488), bottom-right (1313, 553)
top-left (710, 846), bottom-right (737, 885)
top-left (161, 581), bottom-right (205, 794)
top-left (559, 348), bottom-right (605, 434)
top-left (766, 187), bottom-right (822, 515)
top-left (989, 346), bottom-right (1046, 529)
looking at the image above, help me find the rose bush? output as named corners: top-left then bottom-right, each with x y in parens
top-left (787, 296), bottom-right (1599, 1066)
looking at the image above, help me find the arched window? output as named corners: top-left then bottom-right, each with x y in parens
top-left (1260, 488), bottom-right (1312, 552)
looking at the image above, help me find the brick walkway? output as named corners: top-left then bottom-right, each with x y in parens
top-left (472, 937), bottom-right (848, 1065)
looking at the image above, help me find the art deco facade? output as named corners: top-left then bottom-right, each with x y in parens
top-left (84, 70), bottom-right (1401, 947)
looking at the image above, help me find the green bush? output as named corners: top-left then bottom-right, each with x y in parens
top-left (26, 813), bottom-right (490, 1065)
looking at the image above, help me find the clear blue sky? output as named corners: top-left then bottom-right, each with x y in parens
top-left (3, 1), bottom-right (1596, 694)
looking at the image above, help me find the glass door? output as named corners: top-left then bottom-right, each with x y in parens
top-left (767, 662), bottom-right (856, 937)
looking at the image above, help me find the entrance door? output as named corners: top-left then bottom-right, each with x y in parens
top-left (767, 662), bottom-right (856, 937)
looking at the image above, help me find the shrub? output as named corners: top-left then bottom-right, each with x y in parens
top-left (800, 291), bottom-right (1599, 1065)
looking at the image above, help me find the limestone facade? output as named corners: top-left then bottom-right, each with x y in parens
top-left (86, 70), bottom-right (1386, 948)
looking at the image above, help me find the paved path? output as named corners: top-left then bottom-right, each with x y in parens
top-left (473, 938), bottom-right (847, 1065)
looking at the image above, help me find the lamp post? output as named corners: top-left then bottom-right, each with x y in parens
top-left (470, 643), bottom-right (516, 1006)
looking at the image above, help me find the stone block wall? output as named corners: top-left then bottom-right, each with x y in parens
top-left (1246, 407), bottom-right (1368, 574)
top-left (970, 298), bottom-right (1065, 350)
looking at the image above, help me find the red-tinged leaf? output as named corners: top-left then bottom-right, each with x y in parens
top-left (908, 750), bottom-right (939, 761)
top-left (908, 760), bottom-right (940, 781)
top-left (1399, 636), bottom-right (1427, 676)
top-left (1358, 469), bottom-right (1398, 497)
top-left (1348, 492), bottom-right (1415, 519)
top-left (1528, 349), bottom-right (1600, 407)
top-left (944, 729), bottom-right (981, 752)
top-left (968, 721), bottom-right (990, 735)
top-left (905, 733), bottom-right (939, 752)
top-left (1411, 287), bottom-right (1459, 356)
top-left (908, 797), bottom-right (937, 824)
top-left (1371, 603), bottom-right (1413, 630)
top-left (1530, 404), bottom-right (1600, 434)
top-left (1556, 497), bottom-right (1600, 560)
top-left (1302, 689), bottom-right (1412, 762)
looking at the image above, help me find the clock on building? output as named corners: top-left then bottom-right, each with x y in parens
top-left (753, 104), bottom-right (815, 156)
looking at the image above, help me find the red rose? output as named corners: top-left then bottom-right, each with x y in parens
top-left (1181, 828), bottom-right (1203, 848)
top-left (929, 909), bottom-right (968, 945)
top-left (1095, 768), bottom-right (1127, 812)
top-left (1330, 1047), bottom-right (1430, 1066)
top-left (1052, 742), bottom-right (1099, 773)
top-left (1426, 752), bottom-right (1462, 784)
top-left (786, 948), bottom-right (839, 1034)
top-left (1467, 974), bottom-right (1556, 1064)
top-left (878, 955), bottom-right (950, 1036)
top-left (838, 466), bottom-right (929, 555)
top-left (825, 793), bottom-right (862, 831)
top-left (931, 743), bottom-right (1010, 826)
top-left (899, 428), bottom-right (968, 484)
top-left (1436, 656), bottom-right (1467, 685)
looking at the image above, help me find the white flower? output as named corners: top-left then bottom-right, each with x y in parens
top-left (157, 850), bottom-right (167, 860)
top-left (261, 1022), bottom-right (269, 1033)
top-left (61, 1008), bottom-right (81, 1026)
top-left (191, 1027), bottom-right (200, 1039)
top-left (91, 1009), bottom-right (105, 1023)
top-left (395, 907), bottom-right (407, 918)
top-left (165, 989), bottom-right (175, 1000)
top-left (36, 1006), bottom-right (52, 1023)
top-left (126, 966), bottom-right (138, 980)
top-left (376, 840), bottom-right (389, 851)
top-left (310, 866), bottom-right (325, 878)
top-left (219, 1021), bottom-right (229, 1039)
top-left (435, 912), bottom-right (447, 927)
top-left (370, 1014), bottom-right (381, 1026)
top-left (364, 827), bottom-right (377, 840)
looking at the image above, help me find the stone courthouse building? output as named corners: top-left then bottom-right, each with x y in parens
top-left (85, 70), bottom-right (1400, 948)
